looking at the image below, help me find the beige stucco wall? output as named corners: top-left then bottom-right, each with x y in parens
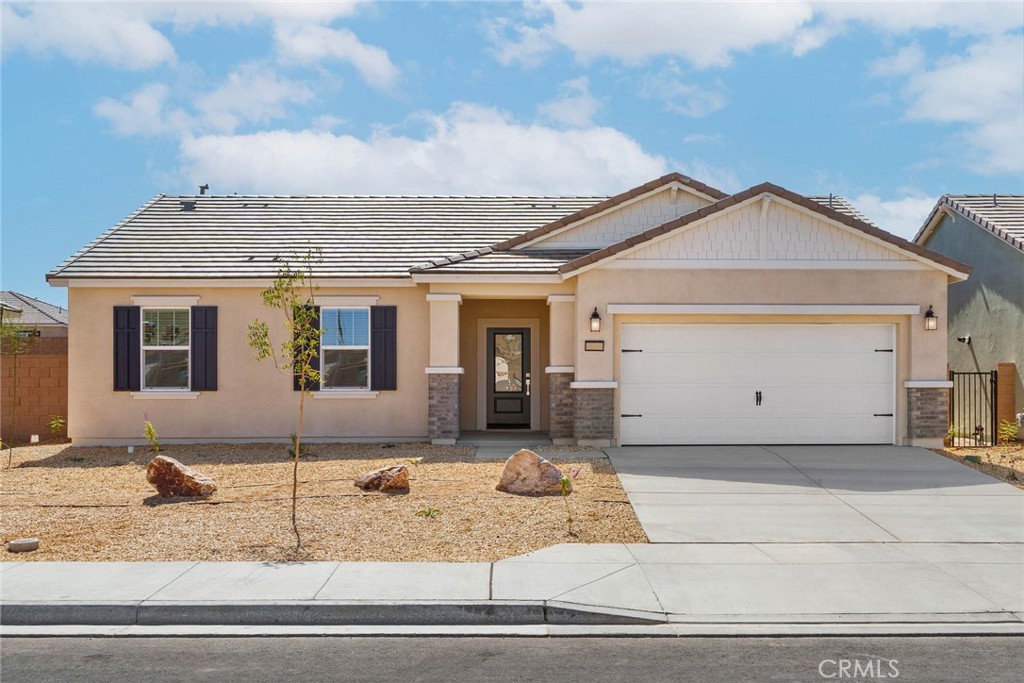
top-left (573, 267), bottom-right (950, 444)
top-left (458, 298), bottom-right (550, 431)
top-left (66, 285), bottom-right (430, 443)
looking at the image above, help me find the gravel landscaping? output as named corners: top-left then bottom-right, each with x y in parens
top-left (0, 442), bottom-right (647, 562)
top-left (934, 443), bottom-right (1024, 490)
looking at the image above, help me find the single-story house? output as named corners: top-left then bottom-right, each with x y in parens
top-left (47, 174), bottom-right (970, 448)
top-left (1, 291), bottom-right (69, 442)
top-left (914, 194), bottom-right (1023, 427)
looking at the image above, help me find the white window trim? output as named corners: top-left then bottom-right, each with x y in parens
top-left (140, 306), bottom-right (191, 392)
top-left (320, 306), bottom-right (372, 392)
top-left (131, 392), bottom-right (199, 400)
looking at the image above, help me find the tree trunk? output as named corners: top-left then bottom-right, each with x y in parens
top-left (292, 389), bottom-right (304, 550)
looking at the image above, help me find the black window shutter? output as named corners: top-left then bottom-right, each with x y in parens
top-left (294, 305), bottom-right (321, 391)
top-left (190, 306), bottom-right (217, 391)
top-left (113, 306), bottom-right (141, 391)
top-left (370, 305), bottom-right (397, 391)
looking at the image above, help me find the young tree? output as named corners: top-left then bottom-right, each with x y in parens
top-left (1, 316), bottom-right (37, 468)
top-left (246, 251), bottom-right (321, 549)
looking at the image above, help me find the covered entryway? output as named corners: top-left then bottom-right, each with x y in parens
top-left (619, 324), bottom-right (895, 445)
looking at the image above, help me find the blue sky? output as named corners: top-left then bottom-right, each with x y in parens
top-left (3, 1), bottom-right (1023, 306)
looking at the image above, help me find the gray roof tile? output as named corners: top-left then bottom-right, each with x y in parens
top-left (0, 291), bottom-right (68, 326)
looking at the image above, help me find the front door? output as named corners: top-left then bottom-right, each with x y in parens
top-left (487, 328), bottom-right (531, 427)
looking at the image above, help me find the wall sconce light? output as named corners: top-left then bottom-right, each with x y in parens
top-left (923, 305), bottom-right (938, 331)
top-left (590, 307), bottom-right (602, 333)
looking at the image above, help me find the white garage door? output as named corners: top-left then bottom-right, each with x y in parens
top-left (619, 324), bottom-right (895, 445)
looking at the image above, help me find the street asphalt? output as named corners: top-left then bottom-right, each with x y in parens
top-left (2, 636), bottom-right (1022, 683)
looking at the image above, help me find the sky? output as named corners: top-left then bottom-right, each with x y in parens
top-left (2, 1), bottom-right (1023, 306)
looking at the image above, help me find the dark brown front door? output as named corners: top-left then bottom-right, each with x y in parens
top-left (487, 328), bottom-right (531, 427)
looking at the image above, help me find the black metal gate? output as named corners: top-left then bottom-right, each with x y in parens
top-left (948, 371), bottom-right (998, 446)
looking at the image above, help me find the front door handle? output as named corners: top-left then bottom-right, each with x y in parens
top-left (525, 377), bottom-right (531, 396)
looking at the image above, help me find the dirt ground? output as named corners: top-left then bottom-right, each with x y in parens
top-left (933, 443), bottom-right (1024, 491)
top-left (0, 442), bottom-right (647, 562)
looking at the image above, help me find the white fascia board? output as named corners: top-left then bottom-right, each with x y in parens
top-left (411, 274), bottom-right (562, 284)
top-left (599, 259), bottom-right (932, 271)
top-left (514, 182), bottom-right (712, 250)
top-left (131, 295), bottom-right (200, 307)
top-left (904, 380), bottom-right (954, 388)
top-left (605, 304), bottom-right (922, 316)
top-left (314, 295), bottom-right (379, 307)
top-left (65, 278), bottom-right (417, 288)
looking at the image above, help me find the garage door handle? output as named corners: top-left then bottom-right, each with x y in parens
top-left (620, 413), bottom-right (643, 418)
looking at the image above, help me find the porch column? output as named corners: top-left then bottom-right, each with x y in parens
top-left (546, 295), bottom-right (576, 445)
top-left (426, 294), bottom-right (462, 444)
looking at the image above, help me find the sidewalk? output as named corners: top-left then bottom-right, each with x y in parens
top-left (4, 542), bottom-right (1023, 635)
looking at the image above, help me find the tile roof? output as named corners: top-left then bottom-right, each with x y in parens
top-left (557, 183), bottom-right (972, 276)
top-left (46, 195), bottom-right (606, 280)
top-left (0, 291), bottom-right (68, 326)
top-left (916, 194), bottom-right (1024, 254)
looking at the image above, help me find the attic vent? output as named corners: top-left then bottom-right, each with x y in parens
top-left (180, 201), bottom-right (197, 212)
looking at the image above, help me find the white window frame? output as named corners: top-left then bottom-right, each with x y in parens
top-left (320, 306), bottom-right (371, 392)
top-left (141, 306), bottom-right (191, 392)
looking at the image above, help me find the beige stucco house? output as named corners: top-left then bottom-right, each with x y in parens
top-left (48, 174), bottom-right (969, 448)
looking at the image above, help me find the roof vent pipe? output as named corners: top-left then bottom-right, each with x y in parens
top-left (993, 194), bottom-right (998, 206)
top-left (199, 184), bottom-right (209, 195)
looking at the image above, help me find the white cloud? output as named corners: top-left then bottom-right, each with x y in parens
top-left (94, 84), bottom-right (192, 136)
top-left (870, 43), bottom-right (926, 76)
top-left (490, 1), bottom-right (1022, 69)
top-left (2, 1), bottom-right (388, 84)
top-left (178, 102), bottom-right (668, 194)
top-left (899, 33), bottom-right (1024, 174)
top-left (194, 64), bottom-right (314, 134)
top-left (637, 64), bottom-right (728, 118)
top-left (538, 77), bottom-right (602, 127)
top-left (2, 3), bottom-right (176, 70)
top-left (274, 24), bottom-right (400, 89)
top-left (491, 1), bottom-right (814, 68)
top-left (850, 193), bottom-right (938, 239)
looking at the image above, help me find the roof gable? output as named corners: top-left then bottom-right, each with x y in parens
top-left (560, 182), bottom-right (972, 279)
top-left (915, 194), bottom-right (1024, 254)
top-left (494, 172), bottom-right (727, 251)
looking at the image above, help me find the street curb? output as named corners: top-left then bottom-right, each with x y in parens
top-left (0, 600), bottom-right (664, 627)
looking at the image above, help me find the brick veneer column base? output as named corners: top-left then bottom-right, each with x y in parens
top-left (574, 388), bottom-right (614, 447)
top-left (427, 373), bottom-right (460, 444)
top-left (907, 387), bottom-right (948, 446)
top-left (548, 373), bottom-right (574, 444)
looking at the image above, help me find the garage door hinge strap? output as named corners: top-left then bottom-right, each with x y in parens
top-left (874, 348), bottom-right (894, 352)
top-left (621, 349), bottom-right (643, 353)
top-left (873, 413), bottom-right (893, 417)
top-left (620, 413), bottom-right (643, 418)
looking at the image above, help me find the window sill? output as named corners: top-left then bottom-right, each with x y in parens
top-left (313, 391), bottom-right (379, 400)
top-left (130, 392), bottom-right (200, 400)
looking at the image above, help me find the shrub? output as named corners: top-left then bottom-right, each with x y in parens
top-left (998, 420), bottom-right (1020, 445)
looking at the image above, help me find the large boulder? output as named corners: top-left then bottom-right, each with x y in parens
top-left (496, 449), bottom-right (569, 496)
top-left (354, 465), bottom-right (410, 492)
top-left (146, 455), bottom-right (217, 498)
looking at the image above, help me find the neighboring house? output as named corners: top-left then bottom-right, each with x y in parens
top-left (0, 291), bottom-right (69, 443)
top-left (47, 174), bottom-right (969, 448)
top-left (914, 195), bottom-right (1024, 424)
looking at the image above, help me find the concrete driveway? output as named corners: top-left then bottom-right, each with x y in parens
top-left (606, 445), bottom-right (1024, 544)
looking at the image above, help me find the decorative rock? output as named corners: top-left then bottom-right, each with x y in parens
top-left (146, 455), bottom-right (217, 497)
top-left (7, 538), bottom-right (39, 553)
top-left (496, 449), bottom-right (570, 496)
top-left (354, 465), bottom-right (410, 492)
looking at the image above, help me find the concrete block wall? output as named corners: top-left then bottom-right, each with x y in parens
top-left (1, 337), bottom-right (68, 443)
